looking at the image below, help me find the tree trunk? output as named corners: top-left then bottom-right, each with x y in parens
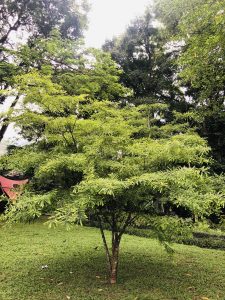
top-left (98, 212), bottom-right (135, 284)
top-left (0, 95), bottom-right (19, 142)
top-left (0, 0), bottom-right (30, 52)
top-left (109, 239), bottom-right (120, 284)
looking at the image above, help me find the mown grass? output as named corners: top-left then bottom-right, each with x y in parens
top-left (0, 222), bottom-right (225, 300)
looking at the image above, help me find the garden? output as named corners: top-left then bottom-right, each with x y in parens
top-left (1, 0), bottom-right (225, 299)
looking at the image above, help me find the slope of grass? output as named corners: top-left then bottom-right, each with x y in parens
top-left (0, 222), bottom-right (225, 300)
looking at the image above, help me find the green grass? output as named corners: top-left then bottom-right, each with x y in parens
top-left (0, 223), bottom-right (225, 300)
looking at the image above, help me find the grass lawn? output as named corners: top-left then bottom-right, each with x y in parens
top-left (0, 222), bottom-right (225, 300)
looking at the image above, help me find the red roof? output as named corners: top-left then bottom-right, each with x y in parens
top-left (0, 176), bottom-right (28, 200)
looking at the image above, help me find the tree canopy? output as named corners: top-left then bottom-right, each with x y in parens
top-left (176, 0), bottom-right (225, 168)
top-left (0, 0), bottom-right (89, 143)
top-left (103, 9), bottom-right (181, 103)
top-left (104, 0), bottom-right (225, 171)
top-left (0, 0), bottom-right (89, 48)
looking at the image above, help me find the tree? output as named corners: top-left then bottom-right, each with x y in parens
top-left (0, 30), bottom-right (83, 143)
top-left (174, 0), bottom-right (225, 170)
top-left (1, 63), bottom-right (224, 284)
top-left (0, 0), bottom-right (89, 144)
top-left (154, 0), bottom-right (205, 34)
top-left (103, 8), bottom-right (182, 104)
top-left (0, 0), bottom-right (89, 49)
top-left (154, 0), bottom-right (225, 171)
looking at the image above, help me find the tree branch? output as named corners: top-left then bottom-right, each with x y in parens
top-left (0, 0), bottom-right (30, 49)
top-left (97, 215), bottom-right (112, 272)
top-left (0, 94), bottom-right (20, 142)
top-left (118, 212), bottom-right (137, 240)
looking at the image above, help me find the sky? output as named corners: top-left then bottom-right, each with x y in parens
top-left (85, 0), bottom-right (151, 48)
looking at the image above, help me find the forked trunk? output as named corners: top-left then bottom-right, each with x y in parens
top-left (98, 212), bottom-right (135, 284)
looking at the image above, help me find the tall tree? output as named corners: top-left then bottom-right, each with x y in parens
top-left (154, 0), bottom-right (205, 34)
top-left (154, 0), bottom-right (225, 171)
top-left (103, 9), bottom-right (182, 104)
top-left (0, 0), bottom-right (89, 49)
top-left (0, 0), bottom-right (89, 144)
top-left (176, 0), bottom-right (225, 170)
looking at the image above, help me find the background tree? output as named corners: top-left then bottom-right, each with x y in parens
top-left (0, 30), bottom-right (84, 142)
top-left (0, 0), bottom-right (89, 49)
top-left (153, 0), bottom-right (225, 171)
top-left (103, 9), bottom-right (182, 105)
top-left (102, 6), bottom-right (194, 149)
top-left (0, 0), bottom-right (89, 143)
top-left (176, 0), bottom-right (225, 171)
top-left (154, 0), bottom-right (205, 34)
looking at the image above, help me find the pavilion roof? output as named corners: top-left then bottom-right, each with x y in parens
top-left (0, 175), bottom-right (28, 201)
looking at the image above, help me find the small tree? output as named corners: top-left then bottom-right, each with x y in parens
top-left (1, 61), bottom-right (225, 284)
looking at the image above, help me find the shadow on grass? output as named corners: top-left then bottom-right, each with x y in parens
top-left (5, 247), bottom-right (222, 300)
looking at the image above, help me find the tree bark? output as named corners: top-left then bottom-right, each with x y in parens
top-left (109, 235), bottom-right (120, 284)
top-left (98, 212), bottom-right (136, 284)
top-left (98, 214), bottom-right (121, 284)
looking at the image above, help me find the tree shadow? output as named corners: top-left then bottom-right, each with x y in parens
top-left (5, 245), bottom-right (225, 300)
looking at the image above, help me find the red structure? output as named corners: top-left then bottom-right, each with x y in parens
top-left (0, 175), bottom-right (28, 201)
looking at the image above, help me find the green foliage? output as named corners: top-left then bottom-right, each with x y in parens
top-left (0, 2), bottom-right (88, 142)
top-left (58, 49), bottom-right (132, 100)
top-left (0, 148), bottom-right (48, 176)
top-left (0, 61), bottom-right (19, 87)
top-left (2, 191), bottom-right (56, 224)
top-left (177, 0), bottom-right (225, 169)
top-left (103, 9), bottom-right (181, 102)
top-left (154, 0), bottom-right (225, 171)
top-left (2, 62), bottom-right (224, 235)
top-left (183, 235), bottom-right (225, 250)
top-left (0, 0), bottom-right (89, 46)
top-left (136, 215), bottom-right (193, 252)
top-left (16, 30), bottom-right (85, 73)
top-left (154, 0), bottom-right (205, 34)
top-left (177, 0), bottom-right (225, 103)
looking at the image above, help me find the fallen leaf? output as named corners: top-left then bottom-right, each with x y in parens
top-left (96, 275), bottom-right (101, 279)
top-left (98, 289), bottom-right (103, 292)
top-left (201, 297), bottom-right (210, 300)
top-left (57, 282), bottom-right (63, 286)
top-left (66, 296), bottom-right (71, 300)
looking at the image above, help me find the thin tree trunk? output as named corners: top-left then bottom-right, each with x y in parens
top-left (0, 16), bottom-right (22, 50)
top-left (98, 216), bottom-right (112, 275)
top-left (98, 212), bottom-right (136, 284)
top-left (0, 0), bottom-right (30, 52)
top-left (109, 235), bottom-right (120, 284)
top-left (0, 94), bottom-right (19, 142)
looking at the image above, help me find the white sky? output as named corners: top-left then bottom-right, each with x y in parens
top-left (85, 0), bottom-right (151, 48)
